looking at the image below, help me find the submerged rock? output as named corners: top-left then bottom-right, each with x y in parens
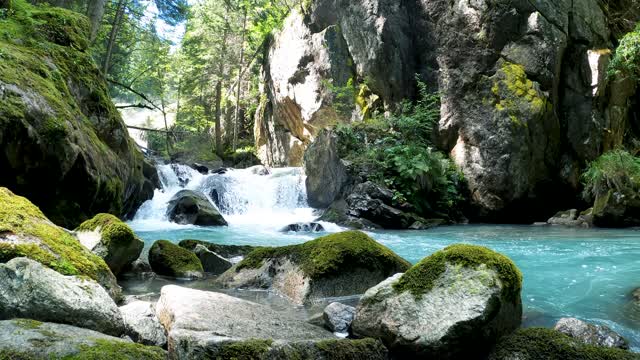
top-left (75, 213), bottom-right (144, 276)
top-left (0, 187), bottom-right (120, 300)
top-left (155, 285), bottom-right (336, 357)
top-left (149, 240), bottom-right (204, 279)
top-left (0, 319), bottom-right (165, 359)
top-left (489, 328), bottom-right (638, 360)
top-left (178, 239), bottom-right (257, 259)
top-left (166, 189), bottom-right (228, 226)
top-left (219, 231), bottom-right (410, 305)
top-left (554, 317), bottom-right (629, 349)
top-left (0, 257), bottom-right (124, 336)
top-left (120, 301), bottom-right (167, 347)
top-left (281, 222), bottom-right (325, 233)
top-left (193, 244), bottom-right (233, 275)
top-left (0, 3), bottom-right (156, 228)
top-left (352, 244), bottom-right (523, 359)
top-left (323, 302), bottom-right (356, 335)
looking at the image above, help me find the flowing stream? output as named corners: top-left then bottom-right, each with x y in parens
top-left (128, 164), bottom-right (640, 350)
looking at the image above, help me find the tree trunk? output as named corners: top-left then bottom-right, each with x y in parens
top-left (214, 80), bottom-right (223, 157)
top-left (102, 0), bottom-right (126, 75)
top-left (86, 0), bottom-right (107, 43)
top-left (233, 6), bottom-right (248, 151)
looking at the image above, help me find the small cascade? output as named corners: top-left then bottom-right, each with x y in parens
top-left (130, 164), bottom-right (334, 232)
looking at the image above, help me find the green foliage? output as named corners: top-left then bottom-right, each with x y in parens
top-left (581, 149), bottom-right (640, 202)
top-left (609, 22), bottom-right (640, 80)
top-left (393, 244), bottom-right (522, 302)
top-left (335, 80), bottom-right (466, 218)
top-left (490, 328), bottom-right (639, 360)
top-left (236, 230), bottom-right (410, 279)
top-left (64, 339), bottom-right (165, 360)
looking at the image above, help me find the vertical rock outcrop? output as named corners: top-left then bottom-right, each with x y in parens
top-left (256, 0), bottom-right (639, 221)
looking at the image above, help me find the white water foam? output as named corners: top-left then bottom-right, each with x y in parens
top-left (129, 164), bottom-right (341, 233)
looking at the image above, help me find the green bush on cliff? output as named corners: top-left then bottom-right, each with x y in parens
top-left (609, 23), bottom-right (640, 80)
top-left (237, 230), bottom-right (411, 278)
top-left (335, 80), bottom-right (466, 219)
top-left (581, 149), bottom-right (640, 202)
top-left (393, 244), bottom-right (522, 302)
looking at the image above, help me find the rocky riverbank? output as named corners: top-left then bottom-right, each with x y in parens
top-left (1, 186), bottom-right (639, 359)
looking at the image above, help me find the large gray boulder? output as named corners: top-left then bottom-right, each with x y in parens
top-left (166, 189), bottom-right (228, 226)
top-left (547, 209), bottom-right (592, 227)
top-left (120, 301), bottom-right (167, 347)
top-left (193, 244), bottom-right (233, 275)
top-left (178, 239), bottom-right (257, 260)
top-left (218, 231), bottom-right (410, 305)
top-left (323, 302), bottom-right (356, 335)
top-left (156, 285), bottom-right (336, 357)
top-left (0, 257), bottom-right (125, 336)
top-left (75, 213), bottom-right (144, 275)
top-left (0, 319), bottom-right (165, 359)
top-left (554, 317), bottom-right (629, 349)
top-left (352, 244), bottom-right (523, 359)
top-left (304, 130), bottom-right (349, 208)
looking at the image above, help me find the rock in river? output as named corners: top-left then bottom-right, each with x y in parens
top-left (166, 189), bottom-right (228, 226)
top-left (149, 240), bottom-right (204, 279)
top-left (0, 257), bottom-right (125, 336)
top-left (0, 187), bottom-right (121, 300)
top-left (554, 317), bottom-right (629, 349)
top-left (219, 231), bottom-right (410, 305)
top-left (323, 302), bottom-right (356, 335)
top-left (75, 213), bottom-right (144, 276)
top-left (120, 301), bottom-right (167, 347)
top-left (351, 244), bottom-right (523, 359)
top-left (0, 319), bottom-right (165, 359)
top-left (193, 244), bottom-right (233, 275)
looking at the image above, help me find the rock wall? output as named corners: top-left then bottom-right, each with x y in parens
top-left (0, 4), bottom-right (157, 228)
top-left (256, 0), bottom-right (639, 221)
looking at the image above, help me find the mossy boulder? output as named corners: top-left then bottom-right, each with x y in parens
top-left (0, 319), bottom-right (165, 359)
top-left (178, 239), bottom-right (257, 259)
top-left (592, 189), bottom-right (640, 227)
top-left (219, 230), bottom-right (411, 305)
top-left (0, 187), bottom-right (120, 299)
top-left (351, 244), bottom-right (523, 359)
top-left (75, 213), bottom-right (143, 276)
top-left (0, 0), bottom-right (156, 229)
top-left (166, 190), bottom-right (228, 226)
top-left (148, 240), bottom-right (204, 279)
top-left (489, 328), bottom-right (640, 360)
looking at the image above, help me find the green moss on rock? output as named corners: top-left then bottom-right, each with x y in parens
top-left (236, 230), bottom-right (410, 279)
top-left (76, 213), bottom-right (135, 247)
top-left (13, 319), bottom-right (43, 330)
top-left (149, 240), bottom-right (203, 278)
top-left (216, 339), bottom-right (273, 359)
top-left (489, 328), bottom-right (639, 360)
top-left (0, 187), bottom-right (116, 290)
top-left (393, 244), bottom-right (522, 301)
top-left (63, 339), bottom-right (165, 360)
top-left (314, 338), bottom-right (388, 360)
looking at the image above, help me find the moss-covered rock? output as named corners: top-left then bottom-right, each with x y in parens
top-left (0, 187), bottom-right (120, 300)
top-left (178, 239), bottom-right (258, 259)
top-left (75, 214), bottom-right (143, 276)
top-left (0, 0), bottom-right (156, 229)
top-left (149, 240), bottom-right (203, 279)
top-left (220, 231), bottom-right (410, 305)
top-left (352, 244), bottom-right (523, 359)
top-left (489, 328), bottom-right (640, 360)
top-left (0, 319), bottom-right (165, 360)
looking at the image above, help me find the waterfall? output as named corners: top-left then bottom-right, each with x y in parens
top-left (130, 164), bottom-right (329, 231)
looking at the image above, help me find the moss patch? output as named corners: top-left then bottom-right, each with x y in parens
top-left (62, 339), bottom-right (165, 360)
top-left (216, 339), bottom-right (273, 359)
top-left (76, 213), bottom-right (136, 247)
top-left (13, 319), bottom-right (43, 330)
top-left (490, 328), bottom-right (639, 360)
top-left (315, 338), bottom-right (387, 360)
top-left (393, 244), bottom-right (522, 301)
top-left (236, 231), bottom-right (410, 279)
top-left (0, 187), bottom-right (114, 284)
top-left (149, 240), bottom-right (203, 277)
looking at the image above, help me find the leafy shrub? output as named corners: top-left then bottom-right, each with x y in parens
top-left (335, 80), bottom-right (466, 219)
top-left (608, 22), bottom-right (640, 80)
top-left (581, 149), bottom-right (640, 201)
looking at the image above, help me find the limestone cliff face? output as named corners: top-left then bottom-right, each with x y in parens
top-left (256, 0), bottom-right (639, 221)
top-left (0, 4), bottom-right (157, 228)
